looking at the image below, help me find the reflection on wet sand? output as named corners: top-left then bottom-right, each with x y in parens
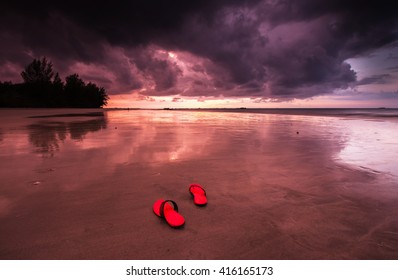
top-left (27, 117), bottom-right (107, 155)
top-left (339, 118), bottom-right (398, 177)
top-left (0, 109), bottom-right (398, 260)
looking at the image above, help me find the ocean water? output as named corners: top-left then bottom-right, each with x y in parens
top-left (155, 108), bottom-right (398, 177)
top-left (184, 107), bottom-right (398, 118)
top-left (1, 108), bottom-right (398, 179)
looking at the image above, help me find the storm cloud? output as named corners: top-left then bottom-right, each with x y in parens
top-left (1, 0), bottom-right (398, 100)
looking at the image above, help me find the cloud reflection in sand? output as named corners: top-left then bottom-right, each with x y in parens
top-left (1, 109), bottom-right (397, 195)
top-left (2, 109), bottom-right (397, 194)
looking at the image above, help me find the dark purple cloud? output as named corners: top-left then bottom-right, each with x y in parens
top-left (1, 0), bottom-right (398, 100)
top-left (356, 74), bottom-right (392, 86)
top-left (129, 47), bottom-right (182, 92)
top-left (388, 66), bottom-right (398, 73)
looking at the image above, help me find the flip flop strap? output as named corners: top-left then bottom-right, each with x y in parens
top-left (190, 184), bottom-right (206, 195)
top-left (159, 200), bottom-right (178, 218)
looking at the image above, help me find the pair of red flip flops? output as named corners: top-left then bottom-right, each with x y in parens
top-left (153, 184), bottom-right (207, 228)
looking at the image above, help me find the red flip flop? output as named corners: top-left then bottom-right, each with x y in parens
top-left (153, 199), bottom-right (185, 228)
top-left (189, 184), bottom-right (207, 206)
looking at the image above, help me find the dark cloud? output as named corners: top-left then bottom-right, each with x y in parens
top-left (356, 74), bottom-right (392, 86)
top-left (388, 66), bottom-right (398, 73)
top-left (129, 47), bottom-right (182, 92)
top-left (1, 0), bottom-right (398, 100)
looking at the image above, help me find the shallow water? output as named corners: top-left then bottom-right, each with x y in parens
top-left (338, 118), bottom-right (398, 177)
top-left (1, 108), bottom-right (396, 178)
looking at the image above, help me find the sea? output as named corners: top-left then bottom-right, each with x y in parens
top-left (187, 108), bottom-right (398, 177)
top-left (1, 107), bottom-right (398, 179)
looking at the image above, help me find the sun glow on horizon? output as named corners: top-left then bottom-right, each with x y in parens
top-left (105, 91), bottom-right (398, 109)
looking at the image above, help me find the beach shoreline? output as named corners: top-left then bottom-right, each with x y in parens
top-left (1, 108), bottom-right (398, 259)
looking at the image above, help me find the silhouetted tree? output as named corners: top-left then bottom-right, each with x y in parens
top-left (65, 74), bottom-right (84, 107)
top-left (1, 58), bottom-right (109, 108)
top-left (84, 82), bottom-right (109, 108)
top-left (64, 74), bottom-right (109, 107)
top-left (49, 72), bottom-right (66, 106)
top-left (21, 57), bottom-right (54, 84)
top-left (65, 74), bottom-right (85, 89)
top-left (0, 81), bottom-right (28, 107)
top-left (53, 72), bottom-right (63, 88)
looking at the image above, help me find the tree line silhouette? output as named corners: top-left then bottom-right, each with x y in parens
top-left (0, 58), bottom-right (109, 108)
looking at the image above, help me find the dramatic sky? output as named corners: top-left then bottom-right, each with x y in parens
top-left (1, 0), bottom-right (398, 108)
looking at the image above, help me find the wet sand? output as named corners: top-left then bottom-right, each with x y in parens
top-left (1, 108), bottom-right (398, 259)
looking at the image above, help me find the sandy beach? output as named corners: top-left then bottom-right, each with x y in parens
top-left (1, 108), bottom-right (398, 260)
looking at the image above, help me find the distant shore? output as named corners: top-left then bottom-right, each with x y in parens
top-left (105, 107), bottom-right (398, 119)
